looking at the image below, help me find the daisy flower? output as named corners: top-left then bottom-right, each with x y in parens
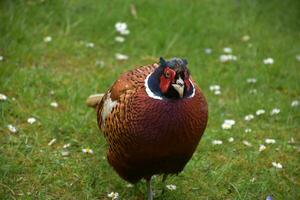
top-left (259, 144), bottom-right (266, 152)
top-left (272, 162), bottom-right (283, 169)
top-left (115, 36), bottom-right (125, 43)
top-left (221, 119), bottom-right (236, 130)
top-left (166, 184), bottom-right (177, 191)
top-left (291, 100), bottom-right (299, 107)
top-left (86, 42), bottom-right (95, 48)
top-left (241, 35), bottom-right (250, 42)
top-left (243, 140), bottom-right (252, 147)
top-left (7, 124), bottom-right (17, 133)
top-left (115, 22), bottom-right (130, 35)
top-left (44, 36), bottom-right (52, 43)
top-left (107, 192), bottom-right (119, 200)
top-left (256, 109), bottom-right (265, 116)
top-left (27, 117), bottom-right (37, 124)
top-left (209, 85), bottom-right (220, 91)
top-left (82, 148), bottom-right (94, 154)
top-left (265, 138), bottom-right (276, 144)
top-left (50, 102), bottom-right (58, 108)
top-left (219, 54), bottom-right (237, 63)
top-left (263, 58), bottom-right (274, 65)
top-left (0, 93), bottom-right (8, 101)
top-left (115, 53), bottom-right (128, 61)
top-left (223, 47), bottom-right (232, 53)
top-left (270, 108), bottom-right (280, 115)
top-left (244, 128), bottom-right (252, 133)
top-left (212, 140), bottom-right (223, 145)
top-left (244, 114), bottom-right (254, 121)
top-left (204, 48), bottom-right (212, 54)
top-left (246, 78), bottom-right (257, 84)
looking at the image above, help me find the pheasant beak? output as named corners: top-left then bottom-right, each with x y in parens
top-left (172, 77), bottom-right (184, 98)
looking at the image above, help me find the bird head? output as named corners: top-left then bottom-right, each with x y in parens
top-left (157, 57), bottom-right (192, 99)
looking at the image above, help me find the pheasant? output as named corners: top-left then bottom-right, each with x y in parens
top-left (86, 57), bottom-right (208, 200)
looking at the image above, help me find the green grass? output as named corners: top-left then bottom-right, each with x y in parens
top-left (1, 0), bottom-right (300, 199)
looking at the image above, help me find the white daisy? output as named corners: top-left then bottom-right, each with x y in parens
top-left (244, 128), bottom-right (252, 133)
top-left (166, 184), bottom-right (177, 191)
top-left (259, 144), bottom-right (266, 152)
top-left (256, 109), bottom-right (265, 116)
top-left (242, 35), bottom-right (250, 42)
top-left (249, 89), bottom-right (257, 94)
top-left (61, 150), bottom-right (70, 157)
top-left (272, 162), bottom-right (283, 169)
top-left (95, 60), bottom-right (105, 67)
top-left (7, 124), bottom-right (17, 133)
top-left (228, 137), bottom-right (234, 142)
top-left (115, 36), bottom-right (125, 43)
top-left (115, 22), bottom-right (127, 32)
top-left (291, 100), bottom-right (299, 107)
top-left (270, 108), bottom-right (280, 115)
top-left (43, 36), bottom-right (52, 43)
top-left (27, 117), bottom-right (36, 124)
top-left (0, 55), bottom-right (3, 61)
top-left (86, 42), bottom-right (95, 48)
top-left (115, 22), bottom-right (130, 35)
top-left (63, 143), bottom-right (71, 148)
top-left (265, 138), bottom-right (276, 144)
top-left (214, 90), bottom-right (221, 95)
top-left (246, 78), bottom-right (257, 83)
top-left (204, 48), bottom-right (212, 54)
top-left (221, 119), bottom-right (236, 130)
top-left (82, 148), bottom-right (94, 154)
top-left (243, 140), bottom-right (252, 147)
top-left (223, 47), bottom-right (232, 53)
top-left (115, 53), bottom-right (128, 60)
top-left (107, 192), bottom-right (119, 200)
top-left (219, 54), bottom-right (237, 63)
top-left (50, 102), bottom-right (58, 108)
top-left (209, 85), bottom-right (220, 91)
top-left (0, 93), bottom-right (8, 101)
top-left (212, 140), bottom-right (223, 145)
top-left (244, 114), bottom-right (254, 121)
top-left (263, 58), bottom-right (274, 65)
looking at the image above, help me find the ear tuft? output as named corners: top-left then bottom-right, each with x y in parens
top-left (183, 59), bottom-right (188, 65)
top-left (159, 57), bottom-right (167, 67)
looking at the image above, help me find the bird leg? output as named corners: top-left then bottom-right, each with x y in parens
top-left (146, 177), bottom-right (153, 200)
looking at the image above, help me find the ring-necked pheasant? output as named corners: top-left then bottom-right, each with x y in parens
top-left (86, 57), bottom-right (208, 200)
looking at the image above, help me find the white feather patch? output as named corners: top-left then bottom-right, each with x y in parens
top-left (188, 80), bottom-right (195, 98)
top-left (101, 93), bottom-right (117, 125)
top-left (144, 73), bottom-right (163, 100)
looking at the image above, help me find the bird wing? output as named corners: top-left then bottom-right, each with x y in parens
top-left (97, 63), bottom-right (158, 132)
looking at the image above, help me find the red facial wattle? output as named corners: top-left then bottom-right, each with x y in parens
top-left (159, 67), bottom-right (176, 93)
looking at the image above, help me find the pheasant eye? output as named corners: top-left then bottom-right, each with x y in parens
top-left (165, 72), bottom-right (170, 78)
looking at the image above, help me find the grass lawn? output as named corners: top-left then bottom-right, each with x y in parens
top-left (1, 0), bottom-right (300, 199)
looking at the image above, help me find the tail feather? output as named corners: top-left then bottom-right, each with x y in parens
top-left (86, 94), bottom-right (104, 108)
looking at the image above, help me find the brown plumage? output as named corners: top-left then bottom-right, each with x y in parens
top-left (87, 57), bottom-right (208, 199)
